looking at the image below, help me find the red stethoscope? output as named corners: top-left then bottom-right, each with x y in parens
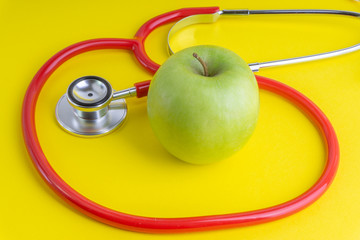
top-left (22, 7), bottom-right (342, 233)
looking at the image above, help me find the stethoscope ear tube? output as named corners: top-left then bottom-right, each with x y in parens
top-left (168, 9), bottom-right (360, 72)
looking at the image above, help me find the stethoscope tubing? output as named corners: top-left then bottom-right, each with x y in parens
top-left (22, 7), bottom-right (339, 233)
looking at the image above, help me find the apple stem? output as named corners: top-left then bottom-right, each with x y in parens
top-left (193, 53), bottom-right (209, 77)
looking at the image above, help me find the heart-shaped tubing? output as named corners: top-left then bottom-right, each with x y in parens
top-left (22, 7), bottom-right (339, 233)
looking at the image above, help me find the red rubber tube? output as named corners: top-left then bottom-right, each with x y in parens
top-left (134, 80), bottom-right (151, 98)
top-left (22, 7), bottom-right (339, 233)
top-left (134, 7), bottom-right (220, 73)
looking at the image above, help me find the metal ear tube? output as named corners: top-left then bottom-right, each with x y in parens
top-left (167, 9), bottom-right (360, 72)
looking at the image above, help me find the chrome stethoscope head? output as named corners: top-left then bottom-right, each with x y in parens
top-left (56, 76), bottom-right (136, 137)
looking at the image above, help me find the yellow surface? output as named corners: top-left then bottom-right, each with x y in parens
top-left (1, 0), bottom-right (360, 239)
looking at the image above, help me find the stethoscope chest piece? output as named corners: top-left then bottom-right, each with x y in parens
top-left (55, 76), bottom-right (127, 137)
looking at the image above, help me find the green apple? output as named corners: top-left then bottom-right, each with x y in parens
top-left (147, 45), bottom-right (259, 164)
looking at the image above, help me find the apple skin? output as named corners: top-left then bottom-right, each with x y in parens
top-left (147, 45), bottom-right (259, 164)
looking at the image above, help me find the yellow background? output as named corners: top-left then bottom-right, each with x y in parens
top-left (1, 0), bottom-right (360, 239)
